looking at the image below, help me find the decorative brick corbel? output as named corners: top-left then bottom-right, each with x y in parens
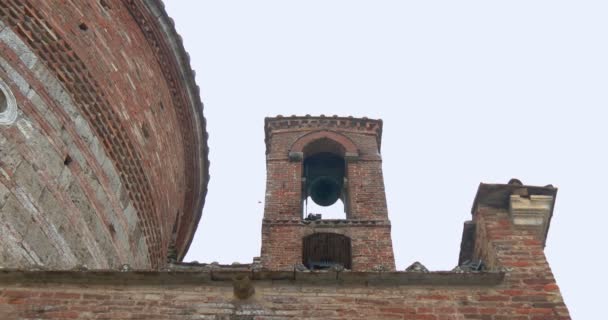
top-left (232, 275), bottom-right (255, 299)
top-left (288, 151), bottom-right (304, 162)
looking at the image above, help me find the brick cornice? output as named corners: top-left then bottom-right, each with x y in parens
top-left (123, 0), bottom-right (209, 260)
top-left (265, 115), bottom-right (383, 155)
top-left (470, 182), bottom-right (557, 246)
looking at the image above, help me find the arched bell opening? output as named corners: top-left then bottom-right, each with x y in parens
top-left (301, 137), bottom-right (350, 220)
top-left (302, 137), bottom-right (346, 158)
top-left (302, 233), bottom-right (352, 270)
top-left (304, 197), bottom-right (346, 220)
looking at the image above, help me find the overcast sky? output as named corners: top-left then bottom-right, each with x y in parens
top-left (165, 1), bottom-right (607, 318)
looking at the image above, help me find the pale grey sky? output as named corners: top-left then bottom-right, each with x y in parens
top-left (166, 1), bottom-right (607, 318)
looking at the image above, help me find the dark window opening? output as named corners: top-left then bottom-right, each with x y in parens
top-left (302, 151), bottom-right (348, 219)
top-left (99, 0), bottom-right (111, 10)
top-left (141, 122), bottom-right (150, 139)
top-left (303, 233), bottom-right (351, 270)
top-left (0, 89), bottom-right (7, 113)
top-left (108, 223), bottom-right (116, 236)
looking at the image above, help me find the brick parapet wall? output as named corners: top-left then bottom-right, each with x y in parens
top-left (0, 267), bottom-right (572, 319)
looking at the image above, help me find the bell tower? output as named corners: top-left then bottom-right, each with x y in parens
top-left (261, 115), bottom-right (395, 271)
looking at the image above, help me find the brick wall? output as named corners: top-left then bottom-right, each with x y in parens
top-left (0, 183), bottom-right (571, 318)
top-left (0, 189), bottom-right (570, 320)
top-left (261, 221), bottom-right (394, 271)
top-left (0, 0), bottom-right (207, 269)
top-left (0, 273), bottom-right (566, 320)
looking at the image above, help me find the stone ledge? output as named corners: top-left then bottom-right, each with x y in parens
top-left (0, 269), bottom-right (504, 287)
top-left (471, 181), bottom-right (557, 246)
top-left (262, 219), bottom-right (391, 226)
top-left (471, 182), bottom-right (557, 214)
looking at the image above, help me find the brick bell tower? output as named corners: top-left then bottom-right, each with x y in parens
top-left (261, 115), bottom-right (395, 271)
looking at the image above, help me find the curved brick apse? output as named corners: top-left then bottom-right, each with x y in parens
top-left (0, 1), bottom-right (208, 269)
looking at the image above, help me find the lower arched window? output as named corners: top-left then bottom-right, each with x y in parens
top-left (302, 233), bottom-right (351, 270)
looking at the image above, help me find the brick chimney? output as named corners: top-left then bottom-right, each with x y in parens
top-left (260, 115), bottom-right (395, 271)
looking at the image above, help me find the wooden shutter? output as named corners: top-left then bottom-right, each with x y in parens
top-left (303, 233), bottom-right (351, 269)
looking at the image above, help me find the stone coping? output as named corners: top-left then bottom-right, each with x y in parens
top-left (471, 182), bottom-right (558, 246)
top-left (471, 183), bottom-right (557, 214)
top-left (0, 269), bottom-right (504, 287)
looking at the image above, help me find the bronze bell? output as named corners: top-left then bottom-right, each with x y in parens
top-left (308, 176), bottom-right (342, 206)
top-left (304, 153), bottom-right (344, 207)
